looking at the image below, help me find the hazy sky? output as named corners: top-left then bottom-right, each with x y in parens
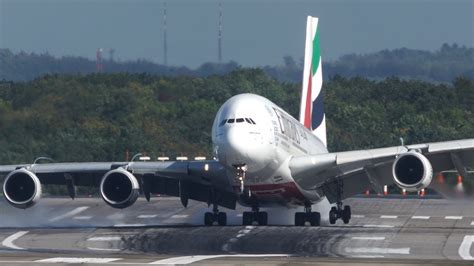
top-left (1, 0), bottom-right (473, 68)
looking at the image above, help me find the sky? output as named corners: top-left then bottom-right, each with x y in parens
top-left (0, 0), bottom-right (473, 68)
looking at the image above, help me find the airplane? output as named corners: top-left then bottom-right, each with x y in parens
top-left (1, 16), bottom-right (473, 226)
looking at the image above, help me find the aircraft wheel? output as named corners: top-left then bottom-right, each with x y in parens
top-left (242, 212), bottom-right (253, 225)
top-left (217, 212), bottom-right (227, 226)
top-left (257, 212), bottom-right (268, 226)
top-left (204, 212), bottom-right (214, 226)
top-left (295, 212), bottom-right (305, 226)
top-left (329, 207), bottom-right (337, 225)
top-left (310, 212), bottom-right (321, 226)
top-left (342, 206), bottom-right (351, 224)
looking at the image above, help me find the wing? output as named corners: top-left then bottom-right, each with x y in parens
top-left (290, 139), bottom-right (474, 203)
top-left (0, 160), bottom-right (237, 209)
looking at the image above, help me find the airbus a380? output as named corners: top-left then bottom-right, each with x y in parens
top-left (1, 17), bottom-right (473, 226)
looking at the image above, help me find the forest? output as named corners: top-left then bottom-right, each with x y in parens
top-left (1, 43), bottom-right (473, 83)
top-left (0, 70), bottom-right (472, 165)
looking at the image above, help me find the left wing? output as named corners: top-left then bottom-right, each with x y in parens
top-left (290, 139), bottom-right (474, 203)
top-left (0, 160), bottom-right (237, 210)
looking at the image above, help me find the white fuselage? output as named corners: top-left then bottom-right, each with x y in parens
top-left (212, 93), bottom-right (328, 207)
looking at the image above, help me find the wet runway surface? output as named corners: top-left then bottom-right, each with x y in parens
top-left (1, 196), bottom-right (474, 265)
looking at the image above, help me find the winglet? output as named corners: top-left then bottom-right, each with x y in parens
top-left (299, 16), bottom-right (327, 147)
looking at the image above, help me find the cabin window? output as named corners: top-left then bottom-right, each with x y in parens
top-left (219, 119), bottom-right (227, 126)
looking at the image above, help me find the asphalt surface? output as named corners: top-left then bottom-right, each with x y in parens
top-left (1, 196), bottom-right (474, 265)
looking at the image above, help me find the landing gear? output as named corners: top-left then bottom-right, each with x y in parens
top-left (235, 165), bottom-right (248, 194)
top-left (242, 206), bottom-right (268, 226)
top-left (204, 204), bottom-right (227, 226)
top-left (329, 203), bottom-right (351, 225)
top-left (294, 204), bottom-right (321, 226)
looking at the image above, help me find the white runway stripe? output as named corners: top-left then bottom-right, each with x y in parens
top-left (150, 254), bottom-right (289, 264)
top-left (87, 236), bottom-right (121, 241)
top-left (362, 224), bottom-right (395, 228)
top-left (380, 215), bottom-right (398, 219)
top-left (460, 235), bottom-right (474, 260)
top-left (171, 214), bottom-right (189, 218)
top-left (470, 221), bottom-right (474, 226)
top-left (352, 215), bottom-right (365, 218)
top-left (351, 236), bottom-right (385, 240)
top-left (113, 224), bottom-right (146, 227)
top-left (49, 206), bottom-right (89, 222)
top-left (86, 247), bottom-right (122, 252)
top-left (138, 215), bottom-right (157, 219)
top-left (445, 216), bottom-right (463, 220)
top-left (1, 231), bottom-right (29, 250)
top-left (345, 247), bottom-right (410, 255)
top-left (73, 216), bottom-right (92, 220)
top-left (36, 257), bottom-right (121, 263)
top-left (412, 216), bottom-right (430, 220)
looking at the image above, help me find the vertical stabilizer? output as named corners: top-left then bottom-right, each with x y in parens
top-left (299, 16), bottom-right (327, 147)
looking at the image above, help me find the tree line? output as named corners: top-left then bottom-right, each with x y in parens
top-left (0, 70), bottom-right (472, 165)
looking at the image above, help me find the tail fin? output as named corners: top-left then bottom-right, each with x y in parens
top-left (299, 16), bottom-right (327, 147)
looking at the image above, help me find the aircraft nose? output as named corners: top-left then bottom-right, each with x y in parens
top-left (223, 127), bottom-right (249, 164)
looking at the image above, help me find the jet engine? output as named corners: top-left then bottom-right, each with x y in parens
top-left (3, 168), bottom-right (42, 209)
top-left (392, 151), bottom-right (433, 192)
top-left (100, 168), bottom-right (139, 209)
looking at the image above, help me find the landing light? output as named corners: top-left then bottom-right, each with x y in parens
top-left (157, 156), bottom-right (170, 161)
top-left (194, 156), bottom-right (206, 161)
top-left (139, 156), bottom-right (151, 161)
top-left (176, 156), bottom-right (188, 161)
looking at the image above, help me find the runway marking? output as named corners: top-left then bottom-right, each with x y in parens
top-left (362, 224), bottom-right (395, 228)
top-left (171, 214), bottom-right (189, 218)
top-left (345, 247), bottom-right (410, 255)
top-left (351, 255), bottom-right (385, 258)
top-left (87, 236), bottom-right (122, 241)
top-left (87, 247), bottom-right (122, 252)
top-left (222, 226), bottom-right (256, 252)
top-left (352, 215), bottom-right (365, 218)
top-left (351, 236), bottom-right (385, 241)
top-left (73, 216), bottom-right (92, 220)
top-left (149, 254), bottom-right (290, 264)
top-left (49, 206), bottom-right (89, 222)
top-left (445, 216), bottom-right (463, 220)
top-left (36, 257), bottom-right (122, 263)
top-left (138, 214), bottom-right (158, 219)
top-left (412, 216), bottom-right (430, 220)
top-left (113, 224), bottom-right (146, 227)
top-left (2, 231), bottom-right (29, 250)
top-left (459, 235), bottom-right (474, 260)
top-left (380, 215), bottom-right (398, 219)
top-left (470, 221), bottom-right (474, 226)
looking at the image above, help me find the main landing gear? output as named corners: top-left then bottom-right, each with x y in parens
top-left (243, 206), bottom-right (268, 226)
top-left (294, 204), bottom-right (321, 226)
top-left (204, 204), bottom-right (227, 226)
top-left (328, 179), bottom-right (351, 224)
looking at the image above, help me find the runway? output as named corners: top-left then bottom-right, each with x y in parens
top-left (1, 196), bottom-right (474, 265)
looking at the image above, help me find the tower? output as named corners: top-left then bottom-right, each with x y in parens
top-left (96, 48), bottom-right (103, 72)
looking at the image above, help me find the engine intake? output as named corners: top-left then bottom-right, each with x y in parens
top-left (100, 168), bottom-right (139, 209)
top-left (3, 168), bottom-right (42, 209)
top-left (392, 151), bottom-right (433, 192)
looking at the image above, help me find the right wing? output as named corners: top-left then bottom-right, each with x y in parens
top-left (0, 160), bottom-right (238, 209)
top-left (290, 139), bottom-right (474, 203)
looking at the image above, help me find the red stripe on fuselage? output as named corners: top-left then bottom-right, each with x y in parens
top-left (304, 65), bottom-right (312, 129)
top-left (245, 182), bottom-right (307, 203)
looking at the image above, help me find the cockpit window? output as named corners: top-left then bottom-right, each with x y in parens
top-left (219, 119), bottom-right (227, 126)
top-left (249, 118), bottom-right (256, 124)
top-left (228, 119), bottom-right (235, 123)
top-left (236, 118), bottom-right (244, 123)
top-left (245, 118), bottom-right (251, 124)
top-left (221, 118), bottom-right (256, 125)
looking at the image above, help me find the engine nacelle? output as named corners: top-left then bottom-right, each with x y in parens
top-left (3, 168), bottom-right (42, 209)
top-left (100, 168), bottom-right (139, 209)
top-left (392, 151), bottom-right (433, 192)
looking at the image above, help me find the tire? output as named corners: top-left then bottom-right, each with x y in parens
top-left (257, 212), bottom-right (268, 226)
top-left (310, 212), bottom-right (321, 226)
top-left (295, 212), bottom-right (305, 226)
top-left (218, 212), bottom-right (227, 226)
top-left (329, 209), bottom-right (337, 225)
top-left (204, 212), bottom-right (214, 226)
top-left (342, 206), bottom-right (351, 224)
top-left (242, 212), bottom-right (252, 225)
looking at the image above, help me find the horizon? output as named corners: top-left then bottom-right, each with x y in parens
top-left (1, 0), bottom-right (473, 68)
